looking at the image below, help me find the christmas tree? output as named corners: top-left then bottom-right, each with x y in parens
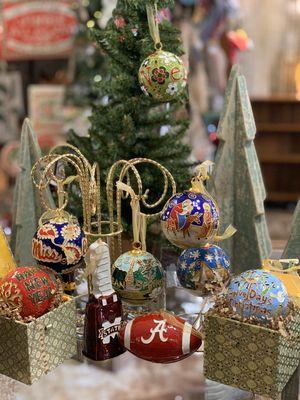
top-left (68, 0), bottom-right (191, 224)
top-left (68, 0), bottom-right (105, 106)
top-left (282, 201), bottom-right (300, 259)
top-left (11, 119), bottom-right (54, 266)
top-left (208, 65), bottom-right (272, 274)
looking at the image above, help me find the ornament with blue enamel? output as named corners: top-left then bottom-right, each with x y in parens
top-left (32, 215), bottom-right (87, 273)
top-left (226, 269), bottom-right (289, 321)
top-left (161, 190), bottom-right (219, 249)
top-left (177, 244), bottom-right (231, 296)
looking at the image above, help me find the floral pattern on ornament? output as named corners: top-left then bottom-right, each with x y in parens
top-left (152, 67), bottom-right (169, 85)
top-left (166, 83), bottom-right (178, 96)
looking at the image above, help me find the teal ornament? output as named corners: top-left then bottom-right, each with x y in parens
top-left (177, 245), bottom-right (231, 296)
top-left (112, 248), bottom-right (164, 304)
top-left (161, 190), bottom-right (219, 249)
top-left (227, 269), bottom-right (289, 321)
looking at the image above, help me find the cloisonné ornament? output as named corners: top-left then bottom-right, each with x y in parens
top-left (0, 266), bottom-right (62, 318)
top-left (112, 244), bottom-right (164, 304)
top-left (32, 214), bottom-right (87, 273)
top-left (177, 244), bottom-right (231, 296)
top-left (119, 311), bottom-right (202, 363)
top-left (161, 190), bottom-right (219, 249)
top-left (227, 269), bottom-right (289, 321)
top-left (138, 50), bottom-right (187, 102)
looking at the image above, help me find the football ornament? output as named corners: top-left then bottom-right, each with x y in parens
top-left (119, 311), bottom-right (202, 363)
top-left (0, 266), bottom-right (62, 319)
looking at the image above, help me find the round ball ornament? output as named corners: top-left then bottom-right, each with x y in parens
top-left (32, 214), bottom-right (87, 273)
top-left (112, 244), bottom-right (164, 304)
top-left (139, 50), bottom-right (187, 102)
top-left (177, 244), bottom-right (230, 296)
top-left (161, 190), bottom-right (219, 249)
top-left (227, 269), bottom-right (289, 321)
top-left (0, 266), bottom-right (62, 318)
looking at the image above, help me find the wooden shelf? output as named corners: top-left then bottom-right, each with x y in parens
top-left (257, 123), bottom-right (300, 133)
top-left (259, 154), bottom-right (300, 164)
top-left (252, 98), bottom-right (300, 202)
top-left (252, 95), bottom-right (300, 103)
top-left (267, 191), bottom-right (300, 202)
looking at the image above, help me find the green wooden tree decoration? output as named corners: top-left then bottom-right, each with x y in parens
top-left (11, 118), bottom-right (54, 266)
top-left (208, 65), bottom-right (272, 274)
top-left (282, 201), bottom-right (300, 259)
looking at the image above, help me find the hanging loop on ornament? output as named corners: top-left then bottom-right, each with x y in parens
top-left (146, 1), bottom-right (161, 50)
top-left (190, 161), bottom-right (214, 196)
top-left (116, 180), bottom-right (147, 252)
top-left (154, 42), bottom-right (163, 51)
top-left (38, 209), bottom-right (75, 227)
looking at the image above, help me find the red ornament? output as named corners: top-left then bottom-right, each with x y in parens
top-left (119, 311), bottom-right (202, 363)
top-left (83, 292), bottom-right (125, 361)
top-left (114, 15), bottom-right (126, 29)
top-left (0, 266), bottom-right (61, 318)
top-left (118, 35), bottom-right (126, 43)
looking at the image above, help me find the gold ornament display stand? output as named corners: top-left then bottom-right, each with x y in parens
top-left (31, 144), bottom-right (122, 294)
top-left (106, 158), bottom-right (176, 262)
top-left (106, 158), bottom-right (176, 317)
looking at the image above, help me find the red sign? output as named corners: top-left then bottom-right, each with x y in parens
top-left (0, 1), bottom-right (77, 60)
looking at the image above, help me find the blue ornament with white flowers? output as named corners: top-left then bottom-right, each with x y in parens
top-left (227, 269), bottom-right (289, 321)
top-left (161, 190), bottom-right (219, 249)
top-left (177, 244), bottom-right (231, 296)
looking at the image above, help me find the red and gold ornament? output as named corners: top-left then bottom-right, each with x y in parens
top-left (0, 266), bottom-right (62, 318)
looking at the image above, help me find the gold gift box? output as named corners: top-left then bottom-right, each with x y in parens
top-left (0, 298), bottom-right (77, 385)
top-left (204, 313), bottom-right (300, 398)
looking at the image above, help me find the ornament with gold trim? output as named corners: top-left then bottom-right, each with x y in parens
top-left (32, 211), bottom-right (88, 274)
top-left (0, 266), bottom-right (62, 318)
top-left (227, 269), bottom-right (289, 321)
top-left (112, 242), bottom-right (164, 304)
top-left (139, 49), bottom-right (187, 102)
top-left (177, 244), bottom-right (231, 296)
top-left (138, 3), bottom-right (187, 102)
top-left (161, 161), bottom-right (235, 249)
top-left (112, 181), bottom-right (164, 304)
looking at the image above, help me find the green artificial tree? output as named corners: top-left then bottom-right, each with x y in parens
top-left (208, 65), bottom-right (272, 274)
top-left (68, 0), bottom-right (191, 230)
top-left (68, 0), bottom-right (105, 106)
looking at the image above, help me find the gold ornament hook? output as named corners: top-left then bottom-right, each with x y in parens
top-left (190, 161), bottom-right (214, 195)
